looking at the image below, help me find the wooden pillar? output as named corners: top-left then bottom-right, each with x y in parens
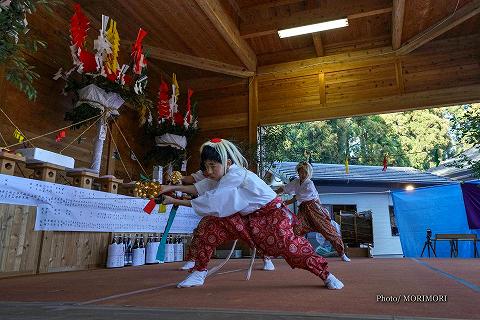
top-left (248, 76), bottom-right (258, 146)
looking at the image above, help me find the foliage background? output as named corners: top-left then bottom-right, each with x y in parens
top-left (259, 104), bottom-right (480, 177)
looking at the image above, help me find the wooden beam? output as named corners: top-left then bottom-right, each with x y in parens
top-left (396, 0), bottom-right (480, 55)
top-left (257, 46), bottom-right (395, 80)
top-left (240, 0), bottom-right (392, 38)
top-left (318, 72), bottom-right (326, 105)
top-left (183, 76), bottom-right (246, 92)
top-left (257, 33), bottom-right (480, 81)
top-left (347, 7), bottom-right (392, 20)
top-left (195, 0), bottom-right (257, 72)
top-left (312, 33), bottom-right (324, 57)
top-left (258, 84), bottom-right (480, 125)
top-left (392, 0), bottom-right (405, 50)
top-left (395, 60), bottom-right (405, 94)
top-left (305, 0), bottom-right (324, 57)
top-left (199, 113), bottom-right (248, 130)
top-left (227, 0), bottom-right (241, 18)
top-left (144, 45), bottom-right (254, 78)
top-left (240, 0), bottom-right (303, 11)
top-left (249, 76), bottom-right (258, 145)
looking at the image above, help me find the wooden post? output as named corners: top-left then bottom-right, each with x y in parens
top-left (248, 76), bottom-right (258, 146)
top-left (96, 176), bottom-right (123, 194)
top-left (66, 170), bottom-right (99, 189)
top-left (26, 162), bottom-right (65, 183)
top-left (0, 151), bottom-right (25, 175)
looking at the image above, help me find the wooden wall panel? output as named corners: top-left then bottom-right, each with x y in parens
top-left (256, 34), bottom-right (480, 125)
top-left (325, 64), bottom-right (398, 104)
top-left (0, 204), bottom-right (110, 277)
top-left (37, 231), bottom-right (110, 273)
top-left (0, 205), bottom-right (42, 277)
top-left (187, 78), bottom-right (250, 172)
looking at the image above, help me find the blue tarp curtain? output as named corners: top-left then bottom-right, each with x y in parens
top-left (392, 182), bottom-right (480, 258)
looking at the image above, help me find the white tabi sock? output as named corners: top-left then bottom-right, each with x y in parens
top-left (177, 270), bottom-right (207, 288)
top-left (324, 273), bottom-right (344, 290)
top-left (341, 254), bottom-right (351, 262)
top-left (263, 257), bottom-right (275, 271)
top-left (180, 260), bottom-right (195, 270)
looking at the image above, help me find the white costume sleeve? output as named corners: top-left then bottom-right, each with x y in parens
top-left (283, 178), bottom-right (298, 195)
top-left (191, 187), bottom-right (250, 218)
top-left (191, 170), bottom-right (205, 182)
top-left (193, 178), bottom-right (217, 196)
top-left (191, 165), bottom-right (250, 217)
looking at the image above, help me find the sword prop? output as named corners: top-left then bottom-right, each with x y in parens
top-left (142, 194), bottom-right (181, 263)
top-left (156, 202), bottom-right (179, 262)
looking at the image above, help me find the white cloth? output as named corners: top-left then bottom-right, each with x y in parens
top-left (191, 165), bottom-right (276, 218)
top-left (283, 178), bottom-right (319, 204)
top-left (0, 173), bottom-right (201, 232)
top-left (155, 133), bottom-right (187, 150)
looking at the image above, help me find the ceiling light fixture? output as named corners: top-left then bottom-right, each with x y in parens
top-left (278, 18), bottom-right (349, 38)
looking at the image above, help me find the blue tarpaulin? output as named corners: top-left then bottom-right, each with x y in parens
top-left (392, 183), bottom-right (479, 258)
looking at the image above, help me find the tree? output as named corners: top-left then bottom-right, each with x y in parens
top-left (259, 107), bottom-right (457, 172)
top-left (0, 0), bottom-right (61, 100)
top-left (450, 103), bottom-right (480, 177)
top-left (382, 109), bottom-right (453, 170)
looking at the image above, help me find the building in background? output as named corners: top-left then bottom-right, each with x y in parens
top-left (429, 147), bottom-right (480, 182)
top-left (274, 162), bottom-right (453, 257)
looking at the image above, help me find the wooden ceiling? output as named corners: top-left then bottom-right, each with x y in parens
top-left (67, 0), bottom-right (479, 80)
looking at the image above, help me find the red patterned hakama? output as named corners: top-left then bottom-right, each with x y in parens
top-left (190, 197), bottom-right (329, 280)
top-left (294, 199), bottom-right (345, 255)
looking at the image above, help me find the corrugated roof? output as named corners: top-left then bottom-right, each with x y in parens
top-left (274, 162), bottom-right (453, 185)
top-left (429, 147), bottom-right (480, 181)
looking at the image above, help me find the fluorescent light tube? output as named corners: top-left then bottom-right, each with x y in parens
top-left (278, 18), bottom-right (349, 38)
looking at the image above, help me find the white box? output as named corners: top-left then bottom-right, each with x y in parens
top-left (16, 148), bottom-right (75, 168)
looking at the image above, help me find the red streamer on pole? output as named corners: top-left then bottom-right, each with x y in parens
top-left (157, 81), bottom-right (170, 120)
top-left (70, 4), bottom-right (90, 49)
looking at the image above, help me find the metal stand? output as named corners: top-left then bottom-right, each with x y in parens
top-left (421, 235), bottom-right (437, 257)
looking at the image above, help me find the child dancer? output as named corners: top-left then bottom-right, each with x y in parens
top-left (160, 138), bottom-right (343, 289)
top-left (278, 161), bottom-right (350, 262)
top-left (180, 170), bottom-right (275, 271)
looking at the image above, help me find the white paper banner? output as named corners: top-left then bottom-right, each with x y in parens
top-left (0, 174), bottom-right (201, 233)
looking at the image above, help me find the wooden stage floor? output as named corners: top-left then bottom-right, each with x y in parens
top-left (0, 258), bottom-right (479, 320)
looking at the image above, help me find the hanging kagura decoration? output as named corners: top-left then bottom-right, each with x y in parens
top-left (56, 3), bottom-right (151, 174)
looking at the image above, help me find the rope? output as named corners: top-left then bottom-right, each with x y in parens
top-left (206, 239), bottom-right (238, 278)
top-left (246, 247), bottom-right (256, 281)
top-left (0, 106), bottom-right (35, 148)
top-left (107, 123), bottom-right (132, 181)
top-left (15, 161), bottom-right (26, 178)
top-left (3, 113), bottom-right (103, 149)
top-left (59, 113), bottom-right (103, 154)
top-left (0, 130), bottom-right (7, 147)
top-left (111, 117), bottom-right (149, 177)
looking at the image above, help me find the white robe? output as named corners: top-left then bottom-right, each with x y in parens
top-left (283, 178), bottom-right (319, 205)
top-left (191, 164), bottom-right (277, 218)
